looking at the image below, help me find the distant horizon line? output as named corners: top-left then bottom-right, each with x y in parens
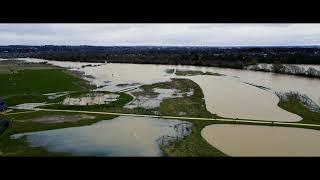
top-left (1, 44), bottom-right (320, 48)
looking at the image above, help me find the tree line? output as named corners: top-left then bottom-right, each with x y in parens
top-left (1, 45), bottom-right (320, 70)
top-left (246, 62), bottom-right (320, 78)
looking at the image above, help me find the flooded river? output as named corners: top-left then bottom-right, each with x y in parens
top-left (17, 58), bottom-right (320, 121)
top-left (187, 75), bottom-right (301, 121)
top-left (201, 124), bottom-right (320, 156)
top-left (11, 116), bottom-right (191, 156)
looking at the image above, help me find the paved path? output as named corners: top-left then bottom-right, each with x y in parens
top-left (3, 108), bottom-right (315, 128)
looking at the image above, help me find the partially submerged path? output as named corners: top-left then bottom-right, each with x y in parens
top-left (5, 108), bottom-right (320, 128)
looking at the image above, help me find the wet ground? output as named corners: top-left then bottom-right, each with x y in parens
top-left (29, 114), bottom-right (96, 124)
top-left (62, 92), bottom-right (119, 106)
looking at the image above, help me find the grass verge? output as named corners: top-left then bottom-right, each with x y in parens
top-left (278, 96), bottom-right (320, 125)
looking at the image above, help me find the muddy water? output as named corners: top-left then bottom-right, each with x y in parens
top-left (208, 67), bottom-right (320, 107)
top-left (11, 116), bottom-right (191, 156)
top-left (187, 75), bottom-right (301, 121)
top-left (201, 124), bottom-right (320, 156)
top-left (17, 58), bottom-right (320, 121)
top-left (17, 58), bottom-right (175, 92)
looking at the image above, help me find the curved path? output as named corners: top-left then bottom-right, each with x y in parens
top-left (5, 108), bottom-right (320, 128)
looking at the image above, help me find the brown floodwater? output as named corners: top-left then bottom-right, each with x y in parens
top-left (18, 58), bottom-right (320, 121)
top-left (187, 75), bottom-right (302, 121)
top-left (201, 124), bottom-right (320, 156)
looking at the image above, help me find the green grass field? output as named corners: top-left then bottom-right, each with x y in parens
top-left (0, 62), bottom-right (93, 106)
top-left (0, 69), bottom-right (89, 96)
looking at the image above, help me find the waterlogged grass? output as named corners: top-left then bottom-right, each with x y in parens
top-left (0, 69), bottom-right (89, 96)
top-left (4, 94), bottom-right (49, 106)
top-left (165, 69), bottom-right (175, 74)
top-left (175, 70), bottom-right (223, 76)
top-left (0, 60), bottom-right (58, 74)
top-left (116, 83), bottom-right (140, 87)
top-left (40, 92), bottom-right (133, 112)
top-left (163, 120), bottom-right (226, 157)
top-left (0, 61), bottom-right (94, 106)
top-left (278, 96), bottom-right (320, 125)
top-left (126, 78), bottom-right (218, 118)
top-left (158, 79), bottom-right (217, 118)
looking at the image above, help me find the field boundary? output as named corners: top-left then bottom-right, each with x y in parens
top-left (5, 108), bottom-right (320, 128)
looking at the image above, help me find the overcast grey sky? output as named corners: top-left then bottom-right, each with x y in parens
top-left (1, 23), bottom-right (320, 46)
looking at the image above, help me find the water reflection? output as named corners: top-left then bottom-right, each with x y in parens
top-left (11, 116), bottom-right (192, 156)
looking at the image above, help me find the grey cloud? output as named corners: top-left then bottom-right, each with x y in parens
top-left (0, 23), bottom-right (319, 46)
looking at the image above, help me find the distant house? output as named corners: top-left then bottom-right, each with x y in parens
top-left (0, 97), bottom-right (7, 111)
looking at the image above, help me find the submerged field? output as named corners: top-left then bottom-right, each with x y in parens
top-left (1, 59), bottom-right (320, 157)
top-left (0, 61), bottom-right (93, 106)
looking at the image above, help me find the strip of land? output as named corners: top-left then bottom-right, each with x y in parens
top-left (8, 108), bottom-right (320, 128)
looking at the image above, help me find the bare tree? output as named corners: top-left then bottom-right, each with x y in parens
top-left (271, 62), bottom-right (285, 73)
top-left (306, 67), bottom-right (319, 77)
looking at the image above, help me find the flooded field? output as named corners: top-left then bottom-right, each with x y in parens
top-left (11, 103), bottom-right (49, 110)
top-left (125, 87), bottom-right (194, 109)
top-left (11, 116), bottom-right (192, 156)
top-left (63, 92), bottom-right (119, 106)
top-left (43, 91), bottom-right (72, 99)
top-left (30, 114), bottom-right (96, 124)
top-left (201, 124), bottom-right (320, 156)
top-left (17, 58), bottom-right (320, 121)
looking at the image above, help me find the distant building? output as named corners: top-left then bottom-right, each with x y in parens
top-left (0, 97), bottom-right (7, 111)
